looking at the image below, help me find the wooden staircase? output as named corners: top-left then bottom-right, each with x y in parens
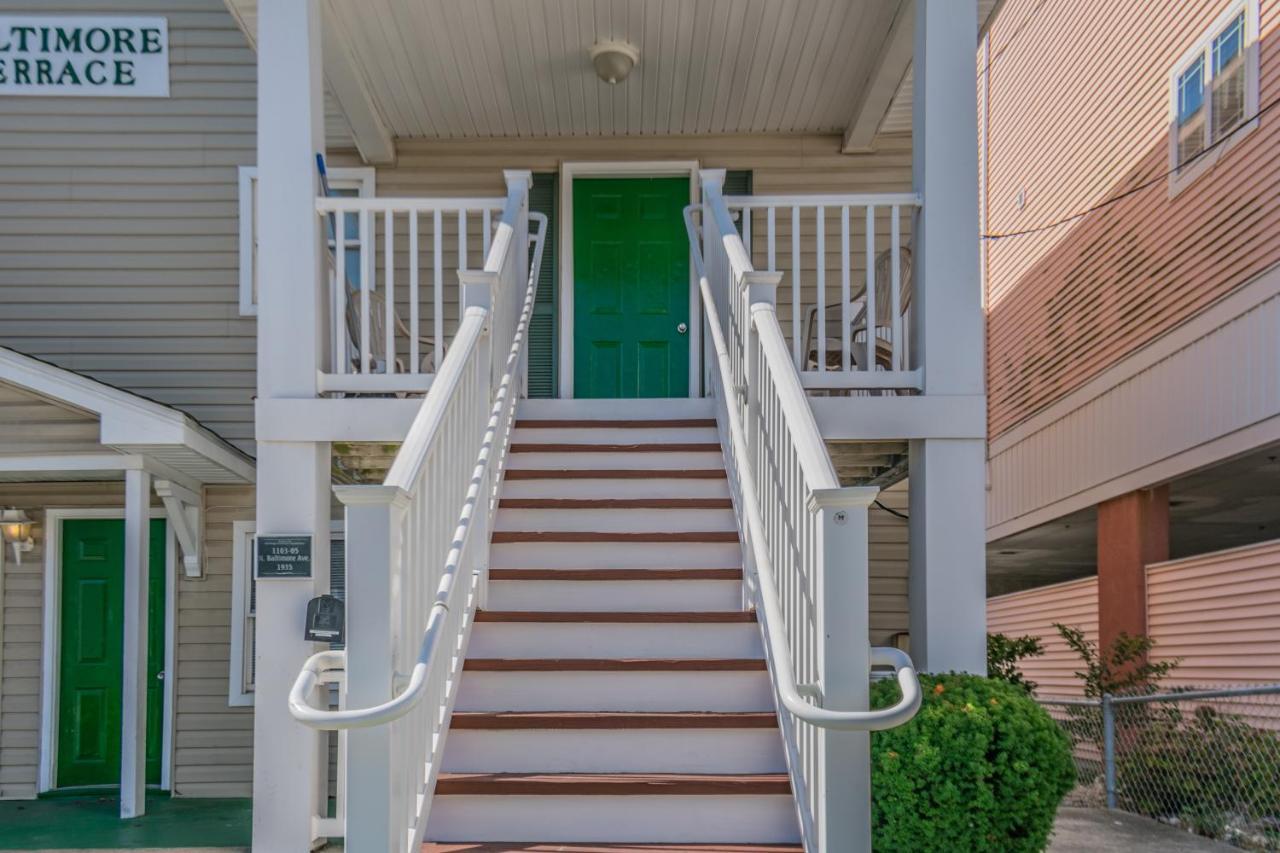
top-left (422, 399), bottom-right (802, 850)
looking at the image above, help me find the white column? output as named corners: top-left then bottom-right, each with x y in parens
top-left (909, 0), bottom-right (987, 674)
top-left (335, 486), bottom-right (407, 853)
top-left (120, 467), bottom-right (151, 819)
top-left (811, 486), bottom-right (878, 853)
top-left (252, 0), bottom-right (333, 849)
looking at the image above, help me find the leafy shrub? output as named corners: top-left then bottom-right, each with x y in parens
top-left (871, 674), bottom-right (1075, 853)
top-left (987, 632), bottom-right (1045, 693)
top-left (1054, 623), bottom-right (1178, 698)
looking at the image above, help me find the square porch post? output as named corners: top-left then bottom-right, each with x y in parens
top-left (120, 467), bottom-right (151, 818)
top-left (252, 0), bottom-right (332, 849)
top-left (908, 0), bottom-right (987, 674)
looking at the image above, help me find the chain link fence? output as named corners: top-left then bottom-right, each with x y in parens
top-left (1040, 685), bottom-right (1280, 850)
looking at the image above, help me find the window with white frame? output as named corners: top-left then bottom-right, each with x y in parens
top-left (237, 166), bottom-right (375, 316)
top-left (229, 521), bottom-right (346, 706)
top-left (1171, 2), bottom-right (1258, 173)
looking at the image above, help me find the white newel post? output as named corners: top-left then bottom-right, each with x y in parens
top-left (811, 486), bottom-right (878, 853)
top-left (253, 0), bottom-right (334, 849)
top-left (335, 486), bottom-right (408, 853)
top-left (908, 0), bottom-right (987, 674)
top-left (120, 467), bottom-right (151, 818)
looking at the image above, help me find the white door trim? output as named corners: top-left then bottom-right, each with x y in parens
top-left (38, 507), bottom-right (176, 793)
top-left (557, 160), bottom-right (702, 399)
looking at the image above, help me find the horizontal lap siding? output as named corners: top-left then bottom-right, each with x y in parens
top-left (1148, 538), bottom-right (1280, 686)
top-left (985, 0), bottom-right (1280, 440)
top-left (986, 576), bottom-right (1098, 697)
top-left (0, 0), bottom-right (257, 455)
top-left (173, 484), bottom-right (253, 796)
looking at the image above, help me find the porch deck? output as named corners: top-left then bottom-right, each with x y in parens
top-left (0, 795), bottom-right (250, 851)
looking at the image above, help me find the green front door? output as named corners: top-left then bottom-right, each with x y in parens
top-left (573, 177), bottom-right (690, 398)
top-left (57, 518), bottom-right (166, 789)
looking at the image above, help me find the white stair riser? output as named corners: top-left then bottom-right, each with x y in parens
top-left (517, 398), bottom-right (713, 420)
top-left (442, 728), bottom-right (786, 774)
top-left (491, 541), bottom-right (741, 569)
top-left (500, 477), bottom-right (730, 500)
top-left (486, 579), bottom-right (741, 612)
top-left (468, 622), bottom-right (764, 658)
top-left (513, 426), bottom-right (720, 445)
top-left (455, 670), bottom-right (775, 712)
top-left (508, 451), bottom-right (724, 470)
top-left (495, 507), bottom-right (736, 533)
top-left (427, 794), bottom-right (800, 843)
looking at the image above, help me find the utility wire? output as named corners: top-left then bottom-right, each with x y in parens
top-left (874, 499), bottom-right (910, 521)
top-left (983, 94), bottom-right (1280, 241)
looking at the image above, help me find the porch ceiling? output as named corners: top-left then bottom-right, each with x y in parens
top-left (226, 0), bottom-right (1000, 151)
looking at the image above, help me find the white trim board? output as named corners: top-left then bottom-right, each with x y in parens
top-left (557, 161), bottom-right (702, 399)
top-left (38, 508), bottom-right (176, 794)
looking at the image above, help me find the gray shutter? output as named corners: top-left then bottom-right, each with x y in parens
top-left (330, 535), bottom-right (346, 650)
top-left (724, 170), bottom-right (753, 237)
top-left (527, 172), bottom-right (558, 397)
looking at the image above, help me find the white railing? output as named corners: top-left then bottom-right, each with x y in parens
top-left (288, 173), bottom-right (543, 852)
top-left (689, 171), bottom-right (921, 853)
top-left (316, 191), bottom-right (513, 395)
top-left (725, 192), bottom-right (922, 392)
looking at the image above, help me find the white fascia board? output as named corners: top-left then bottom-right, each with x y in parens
top-left (842, 0), bottom-right (915, 153)
top-left (810, 394), bottom-right (986, 440)
top-left (321, 12), bottom-right (396, 165)
top-left (256, 397), bottom-right (422, 443)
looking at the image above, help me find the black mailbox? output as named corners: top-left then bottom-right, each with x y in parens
top-left (304, 594), bottom-right (345, 644)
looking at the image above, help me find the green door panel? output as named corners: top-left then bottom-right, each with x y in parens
top-left (573, 177), bottom-right (690, 398)
top-left (58, 518), bottom-right (166, 789)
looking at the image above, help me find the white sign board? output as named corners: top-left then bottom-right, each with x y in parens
top-left (0, 16), bottom-right (169, 97)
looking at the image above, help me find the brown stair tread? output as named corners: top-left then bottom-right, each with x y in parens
top-left (434, 772), bottom-right (791, 796)
top-left (511, 443), bottom-right (721, 453)
top-left (464, 658), bottom-right (767, 672)
top-left (476, 610), bottom-right (756, 623)
top-left (493, 531), bottom-right (739, 543)
top-left (424, 843), bottom-right (802, 851)
top-left (517, 419), bottom-right (717, 429)
top-left (489, 568), bottom-right (742, 581)
top-left (499, 498), bottom-right (734, 509)
top-left (505, 469), bottom-right (726, 480)
top-left (450, 711), bottom-right (778, 730)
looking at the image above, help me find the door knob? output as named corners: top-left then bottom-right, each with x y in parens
top-left (677, 322), bottom-right (688, 335)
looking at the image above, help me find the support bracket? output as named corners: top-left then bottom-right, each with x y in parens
top-left (154, 479), bottom-right (203, 577)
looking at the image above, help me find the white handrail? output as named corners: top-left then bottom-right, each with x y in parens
top-left (287, 212), bottom-right (549, 731)
top-left (685, 203), bottom-right (921, 731)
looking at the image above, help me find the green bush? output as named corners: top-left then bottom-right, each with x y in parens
top-left (871, 673), bottom-right (1076, 853)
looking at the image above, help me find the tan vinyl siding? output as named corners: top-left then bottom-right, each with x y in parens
top-left (985, 0), bottom-right (1280, 439)
top-left (0, 0), bottom-right (257, 455)
top-left (0, 482), bottom-right (252, 799)
top-left (869, 481), bottom-right (909, 647)
top-left (986, 576), bottom-right (1099, 697)
top-left (330, 132), bottom-right (913, 359)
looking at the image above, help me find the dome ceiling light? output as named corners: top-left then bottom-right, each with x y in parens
top-left (591, 41), bottom-right (640, 85)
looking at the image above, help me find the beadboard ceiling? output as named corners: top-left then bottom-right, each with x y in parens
top-left (227, 0), bottom-right (1000, 144)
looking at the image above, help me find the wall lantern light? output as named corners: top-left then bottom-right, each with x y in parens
top-left (0, 508), bottom-right (35, 564)
top-left (591, 41), bottom-right (639, 85)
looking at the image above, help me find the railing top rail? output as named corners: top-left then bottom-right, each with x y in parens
top-left (723, 192), bottom-right (923, 208)
top-left (315, 196), bottom-right (507, 213)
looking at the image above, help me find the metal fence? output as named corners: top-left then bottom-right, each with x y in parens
top-left (1039, 685), bottom-right (1280, 850)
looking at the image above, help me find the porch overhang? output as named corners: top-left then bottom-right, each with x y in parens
top-left (224, 0), bottom-right (1003, 161)
top-left (0, 346), bottom-right (254, 489)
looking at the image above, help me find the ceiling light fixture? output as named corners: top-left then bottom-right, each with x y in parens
top-left (591, 41), bottom-right (639, 85)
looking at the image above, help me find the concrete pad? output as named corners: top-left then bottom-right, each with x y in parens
top-left (1050, 807), bottom-right (1240, 852)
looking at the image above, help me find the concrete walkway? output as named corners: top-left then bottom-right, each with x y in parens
top-left (1050, 808), bottom-right (1240, 852)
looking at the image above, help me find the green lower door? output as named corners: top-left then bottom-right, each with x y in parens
top-left (57, 518), bottom-right (166, 789)
top-left (573, 177), bottom-right (690, 398)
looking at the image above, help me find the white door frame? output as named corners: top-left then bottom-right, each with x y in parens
top-left (557, 160), bottom-right (702, 399)
top-left (38, 507), bottom-right (177, 793)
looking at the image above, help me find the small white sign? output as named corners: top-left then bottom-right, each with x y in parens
top-left (0, 16), bottom-right (169, 97)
